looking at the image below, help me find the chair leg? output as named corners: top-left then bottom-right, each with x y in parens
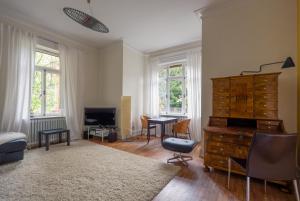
top-left (141, 128), bottom-right (143, 136)
top-left (227, 158), bottom-right (231, 189)
top-left (38, 132), bottom-right (42, 147)
top-left (154, 127), bottom-right (156, 137)
top-left (45, 135), bottom-right (49, 151)
top-left (246, 177), bottom-right (250, 201)
top-left (67, 131), bottom-right (70, 146)
top-left (293, 180), bottom-right (300, 201)
top-left (264, 180), bottom-right (267, 194)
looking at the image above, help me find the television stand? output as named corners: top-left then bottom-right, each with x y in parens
top-left (87, 126), bottom-right (110, 142)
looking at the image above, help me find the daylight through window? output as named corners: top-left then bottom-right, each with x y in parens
top-left (159, 64), bottom-right (187, 115)
top-left (31, 49), bottom-right (61, 116)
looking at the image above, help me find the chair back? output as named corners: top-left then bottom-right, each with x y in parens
top-left (247, 132), bottom-right (297, 180)
top-left (173, 119), bottom-right (191, 134)
top-left (140, 115), bottom-right (149, 128)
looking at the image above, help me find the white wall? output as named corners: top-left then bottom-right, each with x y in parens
top-left (201, 0), bottom-right (297, 133)
top-left (81, 51), bottom-right (101, 107)
top-left (123, 43), bottom-right (144, 134)
top-left (98, 41), bottom-right (145, 136)
top-left (98, 41), bottom-right (123, 130)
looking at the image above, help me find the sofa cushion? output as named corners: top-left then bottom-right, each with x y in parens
top-left (0, 132), bottom-right (27, 145)
top-left (0, 139), bottom-right (27, 153)
top-left (162, 137), bottom-right (196, 153)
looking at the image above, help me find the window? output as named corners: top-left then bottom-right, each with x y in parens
top-left (31, 49), bottom-right (61, 116)
top-left (159, 64), bottom-right (187, 115)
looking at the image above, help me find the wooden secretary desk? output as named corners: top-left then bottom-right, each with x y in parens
top-left (203, 72), bottom-right (286, 174)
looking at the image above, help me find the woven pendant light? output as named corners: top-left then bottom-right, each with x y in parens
top-left (63, 0), bottom-right (109, 33)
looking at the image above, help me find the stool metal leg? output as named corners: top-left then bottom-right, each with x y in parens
top-left (167, 153), bottom-right (192, 166)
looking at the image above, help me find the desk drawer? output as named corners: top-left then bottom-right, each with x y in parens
top-left (230, 145), bottom-right (248, 158)
top-left (257, 120), bottom-right (282, 131)
top-left (205, 153), bottom-right (227, 169)
top-left (209, 117), bottom-right (228, 127)
top-left (209, 133), bottom-right (252, 146)
top-left (206, 141), bottom-right (232, 156)
top-left (207, 141), bottom-right (248, 158)
top-left (204, 153), bottom-right (245, 173)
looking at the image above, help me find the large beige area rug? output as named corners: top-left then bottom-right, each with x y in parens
top-left (0, 140), bottom-right (180, 201)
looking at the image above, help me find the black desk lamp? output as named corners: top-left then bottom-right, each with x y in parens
top-left (240, 57), bottom-right (295, 75)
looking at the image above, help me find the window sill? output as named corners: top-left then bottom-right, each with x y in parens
top-left (159, 114), bottom-right (188, 118)
top-left (30, 115), bottom-right (65, 120)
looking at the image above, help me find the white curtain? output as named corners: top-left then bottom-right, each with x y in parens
top-left (0, 22), bottom-right (35, 135)
top-left (144, 57), bottom-right (160, 117)
top-left (144, 50), bottom-right (202, 141)
top-left (186, 49), bottom-right (202, 141)
top-left (59, 44), bottom-right (83, 140)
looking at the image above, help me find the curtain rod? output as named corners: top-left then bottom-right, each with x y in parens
top-left (38, 36), bottom-right (59, 45)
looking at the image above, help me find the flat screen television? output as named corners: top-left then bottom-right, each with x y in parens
top-left (84, 107), bottom-right (116, 127)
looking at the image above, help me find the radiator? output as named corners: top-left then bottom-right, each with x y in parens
top-left (29, 117), bottom-right (67, 148)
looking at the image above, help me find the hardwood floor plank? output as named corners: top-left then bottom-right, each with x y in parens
top-left (90, 136), bottom-right (295, 201)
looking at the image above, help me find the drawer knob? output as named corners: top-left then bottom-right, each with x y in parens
top-left (239, 135), bottom-right (244, 140)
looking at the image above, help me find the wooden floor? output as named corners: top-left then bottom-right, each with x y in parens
top-left (90, 136), bottom-right (296, 201)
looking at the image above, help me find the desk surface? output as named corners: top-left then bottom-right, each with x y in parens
top-left (148, 117), bottom-right (177, 123)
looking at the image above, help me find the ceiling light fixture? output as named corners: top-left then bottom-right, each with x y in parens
top-left (63, 0), bottom-right (109, 33)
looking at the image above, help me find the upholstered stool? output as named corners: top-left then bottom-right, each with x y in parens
top-left (162, 137), bottom-right (196, 166)
top-left (0, 132), bottom-right (27, 165)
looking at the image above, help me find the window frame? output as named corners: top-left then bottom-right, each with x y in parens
top-left (31, 48), bottom-right (62, 117)
top-left (159, 63), bottom-right (187, 115)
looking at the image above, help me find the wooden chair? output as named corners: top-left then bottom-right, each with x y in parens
top-left (140, 115), bottom-right (156, 136)
top-left (172, 119), bottom-right (191, 139)
top-left (228, 132), bottom-right (300, 201)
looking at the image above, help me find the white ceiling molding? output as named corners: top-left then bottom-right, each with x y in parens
top-left (148, 40), bottom-right (201, 58)
top-left (197, 0), bottom-right (240, 19)
top-left (194, 8), bottom-right (203, 20)
top-left (0, 0), bottom-right (223, 53)
top-left (0, 9), bottom-right (98, 53)
top-left (123, 41), bottom-right (144, 57)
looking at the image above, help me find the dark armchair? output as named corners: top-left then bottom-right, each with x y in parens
top-left (228, 132), bottom-right (299, 201)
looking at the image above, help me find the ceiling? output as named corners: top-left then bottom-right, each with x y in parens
top-left (0, 0), bottom-right (222, 53)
